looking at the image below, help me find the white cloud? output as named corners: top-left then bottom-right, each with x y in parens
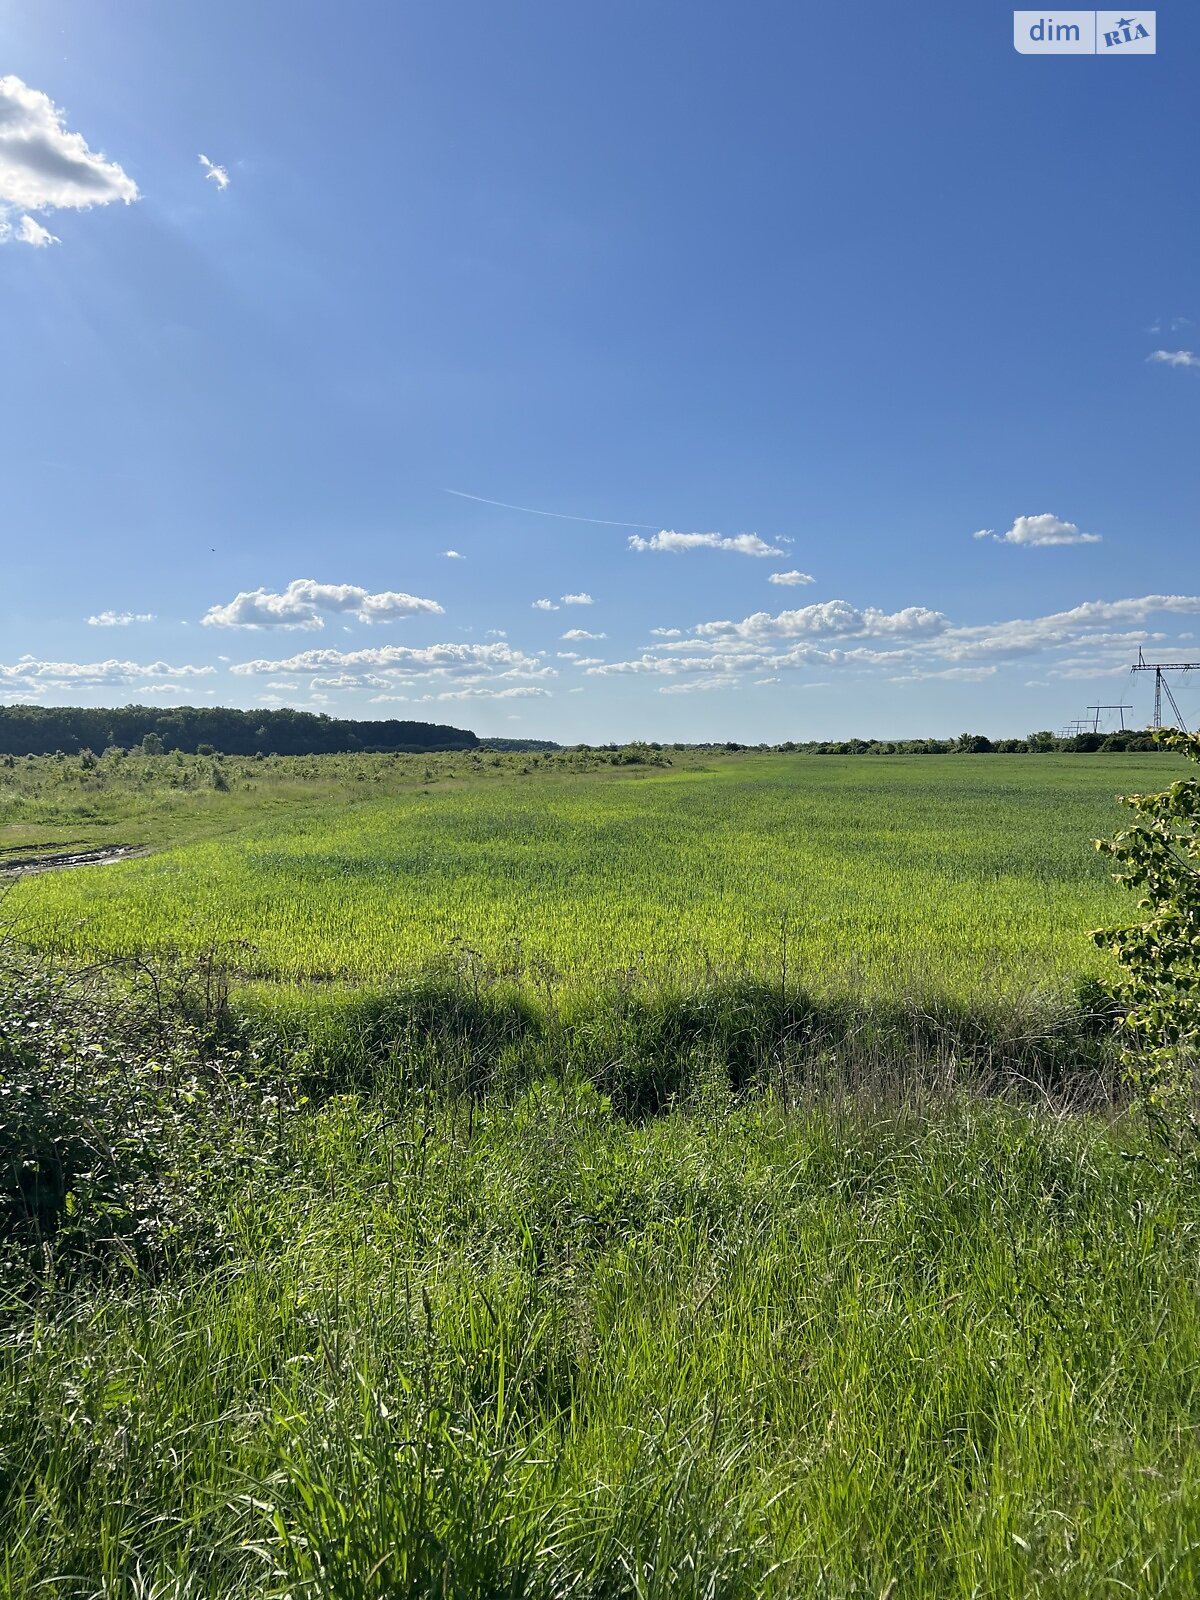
top-left (1148, 349), bottom-right (1200, 369)
top-left (532, 598), bottom-right (559, 611)
top-left (561, 592), bottom-right (594, 605)
top-left (415, 686), bottom-right (551, 702)
top-left (768, 570), bottom-right (815, 586)
top-left (0, 655), bottom-right (214, 694)
top-left (628, 531), bottom-right (785, 557)
top-left (650, 627), bottom-right (683, 638)
top-left (1044, 660), bottom-right (1133, 681)
top-left (888, 666), bottom-right (997, 684)
top-left (0, 75), bottom-right (138, 246)
top-left (202, 579), bottom-right (443, 630)
top-left (754, 676), bottom-right (781, 685)
top-left (87, 610), bottom-right (155, 627)
top-left (938, 596), bottom-right (1200, 660)
top-left (587, 592), bottom-right (1200, 685)
top-left (500, 666), bottom-right (557, 683)
top-left (588, 653), bottom-right (765, 679)
top-left (589, 641), bottom-right (924, 683)
top-left (442, 549), bottom-right (465, 559)
top-left (572, 656), bottom-right (605, 667)
top-left (198, 153), bottom-right (229, 191)
top-left (15, 213), bottom-right (57, 246)
top-left (694, 600), bottom-right (948, 642)
top-left (561, 628), bottom-right (606, 641)
top-left (978, 514), bottom-right (1101, 547)
top-left (229, 641), bottom-right (540, 677)
top-left (658, 677), bottom-right (738, 695)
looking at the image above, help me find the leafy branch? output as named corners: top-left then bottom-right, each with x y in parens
top-left (1092, 728), bottom-right (1200, 1152)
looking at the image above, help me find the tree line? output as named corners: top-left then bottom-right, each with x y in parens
top-left (0, 704), bottom-right (479, 757)
top-left (578, 733), bottom-right (1167, 754)
top-left (779, 730), bottom-right (1164, 754)
top-left (632, 732), bottom-right (1164, 754)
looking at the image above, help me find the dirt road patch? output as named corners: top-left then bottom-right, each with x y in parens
top-left (0, 845), bottom-right (149, 877)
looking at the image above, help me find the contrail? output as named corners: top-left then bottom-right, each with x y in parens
top-left (444, 489), bottom-right (658, 529)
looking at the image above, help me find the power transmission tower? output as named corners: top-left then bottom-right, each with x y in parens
top-left (1086, 704), bottom-right (1133, 732)
top-left (1131, 647), bottom-right (1200, 730)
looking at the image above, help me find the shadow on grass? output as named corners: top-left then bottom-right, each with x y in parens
top-left (239, 969), bottom-right (1124, 1116)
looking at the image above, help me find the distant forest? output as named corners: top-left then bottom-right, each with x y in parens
top-left (0, 705), bottom-right (479, 757)
top-left (0, 707), bottom-right (1169, 759)
top-left (770, 730), bottom-right (1164, 754)
top-left (476, 738), bottom-right (561, 753)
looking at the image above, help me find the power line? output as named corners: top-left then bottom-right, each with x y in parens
top-left (1086, 703), bottom-right (1133, 732)
top-left (1131, 646), bottom-right (1200, 730)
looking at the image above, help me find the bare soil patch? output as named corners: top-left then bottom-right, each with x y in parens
top-left (0, 844), bottom-right (148, 877)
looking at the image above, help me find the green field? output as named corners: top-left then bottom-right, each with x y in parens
top-left (7, 745), bottom-right (1200, 1598)
top-left (3, 749), bottom-right (1177, 1005)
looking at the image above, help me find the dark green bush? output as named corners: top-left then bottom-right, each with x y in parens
top-left (0, 950), bottom-right (300, 1288)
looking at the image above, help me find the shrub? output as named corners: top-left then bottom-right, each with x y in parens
top-left (0, 949), bottom-right (299, 1287)
top-left (1093, 729), bottom-right (1200, 1151)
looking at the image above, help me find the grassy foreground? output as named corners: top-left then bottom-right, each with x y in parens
top-left (7, 1091), bottom-right (1200, 1592)
top-left (3, 950), bottom-right (1200, 1599)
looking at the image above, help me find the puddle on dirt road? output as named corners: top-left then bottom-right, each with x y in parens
top-left (0, 845), bottom-right (148, 877)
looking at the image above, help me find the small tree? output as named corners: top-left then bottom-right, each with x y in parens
top-left (140, 731), bottom-right (165, 757)
top-left (1092, 729), bottom-right (1200, 1151)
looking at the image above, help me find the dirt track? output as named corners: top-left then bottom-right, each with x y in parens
top-left (0, 845), bottom-right (148, 877)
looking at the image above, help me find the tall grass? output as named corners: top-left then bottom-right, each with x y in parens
top-left (5, 1075), bottom-right (1200, 1598)
top-left (6, 753), bottom-right (1198, 1595)
top-left (236, 968), bottom-right (1121, 1110)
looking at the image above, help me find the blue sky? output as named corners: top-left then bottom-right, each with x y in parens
top-left (2, 1), bottom-right (1197, 742)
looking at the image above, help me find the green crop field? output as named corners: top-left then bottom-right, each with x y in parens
top-left (7, 744), bottom-right (1200, 1599)
top-left (2, 749), bottom-right (1178, 1005)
